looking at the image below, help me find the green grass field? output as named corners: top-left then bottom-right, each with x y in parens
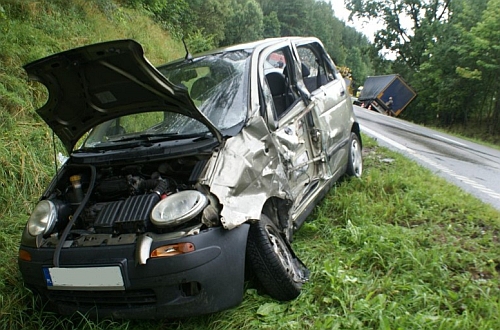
top-left (1, 1), bottom-right (499, 329)
top-left (2, 137), bottom-right (499, 330)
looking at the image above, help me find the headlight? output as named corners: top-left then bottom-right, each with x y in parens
top-left (151, 190), bottom-right (208, 228)
top-left (27, 200), bottom-right (57, 236)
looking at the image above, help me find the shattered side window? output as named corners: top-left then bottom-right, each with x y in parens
top-left (159, 51), bottom-right (251, 130)
top-left (264, 50), bottom-right (286, 74)
top-left (263, 46), bottom-right (299, 118)
top-left (297, 44), bottom-right (335, 93)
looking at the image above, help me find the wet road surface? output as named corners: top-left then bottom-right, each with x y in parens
top-left (354, 106), bottom-right (500, 212)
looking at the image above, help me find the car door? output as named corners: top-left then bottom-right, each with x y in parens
top-left (293, 41), bottom-right (351, 176)
top-left (260, 44), bottom-right (322, 215)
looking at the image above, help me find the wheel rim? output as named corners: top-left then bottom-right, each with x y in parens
top-left (350, 138), bottom-right (363, 177)
top-left (265, 225), bottom-right (300, 282)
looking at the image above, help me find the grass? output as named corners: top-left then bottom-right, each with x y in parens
top-left (2, 137), bottom-right (499, 330)
top-left (1, 1), bottom-right (499, 328)
top-left (0, 0), bottom-right (185, 217)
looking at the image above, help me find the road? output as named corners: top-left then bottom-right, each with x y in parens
top-left (354, 105), bottom-right (500, 212)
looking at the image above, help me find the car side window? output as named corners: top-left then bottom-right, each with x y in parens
top-left (297, 44), bottom-right (336, 93)
top-left (263, 47), bottom-right (299, 118)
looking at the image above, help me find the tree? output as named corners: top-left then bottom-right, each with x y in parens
top-left (342, 26), bottom-right (374, 86)
top-left (465, 0), bottom-right (500, 132)
top-left (346, 0), bottom-right (452, 71)
top-left (257, 0), bottom-right (310, 36)
top-left (184, 0), bottom-right (233, 45)
top-left (263, 11), bottom-right (281, 38)
top-left (123, 0), bottom-right (192, 38)
top-left (308, 1), bottom-right (346, 65)
top-left (223, 0), bottom-right (264, 45)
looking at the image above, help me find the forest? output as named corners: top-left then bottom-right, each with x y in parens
top-left (347, 0), bottom-right (500, 143)
top-left (2, 0), bottom-right (499, 142)
top-left (1, 1), bottom-right (500, 328)
top-left (119, 0), bottom-right (376, 95)
top-left (118, 0), bottom-right (500, 143)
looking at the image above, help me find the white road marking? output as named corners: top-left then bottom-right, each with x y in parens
top-left (433, 134), bottom-right (467, 147)
top-left (361, 126), bottom-right (413, 153)
top-left (361, 126), bottom-right (500, 201)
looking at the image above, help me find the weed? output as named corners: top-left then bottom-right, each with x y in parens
top-left (1, 1), bottom-right (500, 329)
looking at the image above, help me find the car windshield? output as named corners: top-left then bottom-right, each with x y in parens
top-left (159, 50), bottom-right (251, 130)
top-left (80, 49), bottom-right (251, 150)
top-left (81, 111), bottom-right (211, 149)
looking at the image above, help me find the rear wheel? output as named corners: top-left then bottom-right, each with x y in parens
top-left (346, 132), bottom-right (363, 178)
top-left (246, 215), bottom-right (307, 301)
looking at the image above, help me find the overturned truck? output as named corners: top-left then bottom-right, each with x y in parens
top-left (357, 74), bottom-right (416, 116)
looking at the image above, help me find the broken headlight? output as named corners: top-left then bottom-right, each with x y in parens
top-left (150, 190), bottom-right (208, 228)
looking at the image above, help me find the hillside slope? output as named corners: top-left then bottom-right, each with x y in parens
top-left (0, 0), bottom-right (184, 217)
top-left (2, 2), bottom-right (500, 329)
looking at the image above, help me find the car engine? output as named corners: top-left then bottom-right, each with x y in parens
top-left (38, 156), bottom-right (218, 246)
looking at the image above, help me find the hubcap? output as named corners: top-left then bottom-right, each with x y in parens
top-left (265, 225), bottom-right (301, 282)
top-left (351, 139), bottom-right (363, 177)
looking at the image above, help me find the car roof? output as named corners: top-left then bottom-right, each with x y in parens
top-left (194, 37), bottom-right (321, 56)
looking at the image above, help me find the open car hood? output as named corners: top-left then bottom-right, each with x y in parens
top-left (24, 39), bottom-right (222, 153)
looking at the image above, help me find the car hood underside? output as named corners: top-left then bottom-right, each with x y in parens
top-left (24, 39), bottom-right (222, 153)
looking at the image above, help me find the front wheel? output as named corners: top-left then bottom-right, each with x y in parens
top-left (346, 132), bottom-right (363, 178)
top-left (246, 215), bottom-right (308, 301)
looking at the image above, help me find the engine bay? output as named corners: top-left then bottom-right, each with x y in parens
top-left (39, 156), bottom-right (218, 247)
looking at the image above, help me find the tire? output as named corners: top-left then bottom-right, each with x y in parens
top-left (346, 132), bottom-right (363, 178)
top-left (246, 215), bottom-right (307, 301)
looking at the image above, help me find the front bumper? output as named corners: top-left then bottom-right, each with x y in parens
top-left (18, 225), bottom-right (249, 319)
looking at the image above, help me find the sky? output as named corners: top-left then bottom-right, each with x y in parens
top-left (331, 0), bottom-right (383, 42)
top-left (334, 1), bottom-right (354, 23)
top-left (332, 1), bottom-right (409, 60)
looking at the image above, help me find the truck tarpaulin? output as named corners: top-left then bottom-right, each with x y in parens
top-left (358, 74), bottom-right (416, 116)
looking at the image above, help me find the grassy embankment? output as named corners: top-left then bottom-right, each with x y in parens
top-left (1, 1), bottom-right (500, 329)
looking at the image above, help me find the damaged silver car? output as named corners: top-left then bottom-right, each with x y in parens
top-left (18, 37), bottom-right (362, 318)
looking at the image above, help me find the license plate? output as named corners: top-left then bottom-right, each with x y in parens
top-left (43, 266), bottom-right (125, 290)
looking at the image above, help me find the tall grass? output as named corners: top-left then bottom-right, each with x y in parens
top-left (0, 0), bottom-right (184, 217)
top-left (2, 138), bottom-right (499, 330)
top-left (0, 2), bottom-right (183, 327)
top-left (1, 1), bottom-right (499, 329)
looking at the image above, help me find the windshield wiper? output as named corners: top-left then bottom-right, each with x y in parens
top-left (77, 139), bottom-right (156, 151)
top-left (109, 133), bottom-right (177, 142)
top-left (77, 132), bottom-right (213, 152)
top-left (109, 132), bottom-right (211, 142)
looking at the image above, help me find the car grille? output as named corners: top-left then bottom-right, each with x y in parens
top-left (47, 289), bottom-right (157, 308)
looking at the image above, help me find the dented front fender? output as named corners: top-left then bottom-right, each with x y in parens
top-left (204, 117), bottom-right (292, 229)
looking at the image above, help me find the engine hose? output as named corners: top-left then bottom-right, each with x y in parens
top-left (52, 164), bottom-right (97, 267)
top-left (139, 179), bottom-right (169, 196)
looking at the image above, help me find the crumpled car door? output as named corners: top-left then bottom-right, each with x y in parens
top-left (261, 45), bottom-right (321, 217)
top-left (295, 43), bottom-right (351, 177)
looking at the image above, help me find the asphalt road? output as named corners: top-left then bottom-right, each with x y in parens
top-left (354, 105), bottom-right (500, 212)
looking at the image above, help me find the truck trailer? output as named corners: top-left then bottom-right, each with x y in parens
top-left (357, 74), bottom-right (416, 116)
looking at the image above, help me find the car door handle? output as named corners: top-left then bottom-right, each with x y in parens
top-left (340, 90), bottom-right (345, 97)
